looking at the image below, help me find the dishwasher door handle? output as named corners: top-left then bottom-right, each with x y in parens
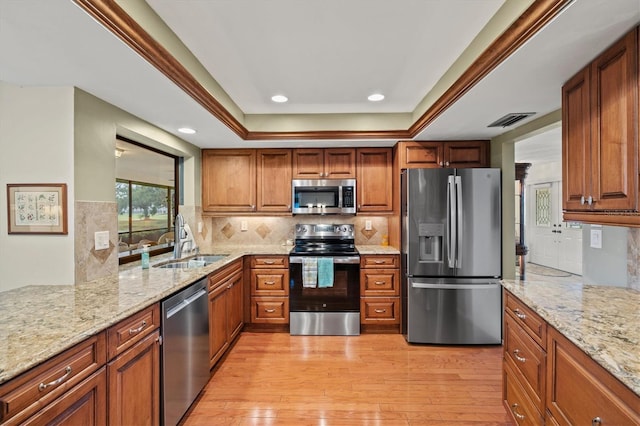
top-left (166, 288), bottom-right (207, 318)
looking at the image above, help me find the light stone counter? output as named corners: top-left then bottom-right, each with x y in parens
top-left (502, 279), bottom-right (639, 397)
top-left (0, 244), bottom-right (397, 385)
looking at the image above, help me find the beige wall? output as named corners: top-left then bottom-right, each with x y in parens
top-left (0, 83), bottom-right (76, 291)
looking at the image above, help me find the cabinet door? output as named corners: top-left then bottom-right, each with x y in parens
top-left (107, 330), bottom-right (160, 426)
top-left (562, 67), bottom-right (592, 211)
top-left (202, 149), bottom-right (256, 212)
top-left (443, 141), bottom-right (488, 168)
top-left (547, 327), bottom-right (640, 425)
top-left (401, 141), bottom-right (443, 168)
top-left (226, 271), bottom-right (244, 342)
top-left (324, 148), bottom-right (356, 178)
top-left (356, 148), bottom-right (393, 212)
top-left (292, 149), bottom-right (324, 178)
top-left (18, 369), bottom-right (107, 426)
top-left (208, 283), bottom-right (228, 368)
top-left (257, 149), bottom-right (292, 212)
top-left (590, 29), bottom-right (638, 211)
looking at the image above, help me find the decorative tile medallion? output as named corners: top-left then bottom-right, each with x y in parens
top-left (360, 227), bottom-right (377, 240)
top-left (221, 222), bottom-right (235, 239)
top-left (255, 223), bottom-right (271, 239)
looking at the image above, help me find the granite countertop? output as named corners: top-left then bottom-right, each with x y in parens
top-left (502, 279), bottom-right (639, 397)
top-left (0, 244), bottom-right (395, 385)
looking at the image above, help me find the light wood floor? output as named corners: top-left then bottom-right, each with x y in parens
top-left (181, 333), bottom-right (513, 425)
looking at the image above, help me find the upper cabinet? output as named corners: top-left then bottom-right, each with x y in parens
top-left (256, 149), bottom-right (292, 213)
top-left (395, 141), bottom-right (489, 169)
top-left (357, 148), bottom-right (393, 213)
top-left (563, 27), bottom-right (639, 224)
top-left (293, 148), bottom-right (356, 179)
top-left (202, 149), bottom-right (257, 213)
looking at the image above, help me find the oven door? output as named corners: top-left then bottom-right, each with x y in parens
top-left (289, 255), bottom-right (360, 312)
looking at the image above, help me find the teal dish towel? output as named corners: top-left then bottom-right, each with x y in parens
top-left (317, 257), bottom-right (334, 288)
top-left (302, 257), bottom-right (317, 288)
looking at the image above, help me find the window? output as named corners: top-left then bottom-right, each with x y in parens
top-left (116, 137), bottom-right (179, 263)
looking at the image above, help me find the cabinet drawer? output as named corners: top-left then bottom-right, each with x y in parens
top-left (360, 269), bottom-right (399, 296)
top-left (360, 255), bottom-right (399, 269)
top-left (251, 269), bottom-right (288, 296)
top-left (547, 327), bottom-right (640, 425)
top-left (107, 304), bottom-right (160, 360)
top-left (250, 256), bottom-right (288, 268)
top-left (505, 292), bottom-right (546, 348)
top-left (0, 333), bottom-right (106, 424)
top-left (360, 298), bottom-right (400, 324)
top-left (503, 360), bottom-right (544, 426)
top-left (250, 297), bottom-right (289, 324)
top-left (504, 314), bottom-right (545, 412)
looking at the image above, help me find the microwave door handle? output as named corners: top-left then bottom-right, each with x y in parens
top-left (455, 175), bottom-right (463, 269)
top-left (447, 176), bottom-right (455, 268)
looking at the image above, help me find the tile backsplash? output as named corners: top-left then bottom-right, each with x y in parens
top-left (201, 216), bottom-right (389, 246)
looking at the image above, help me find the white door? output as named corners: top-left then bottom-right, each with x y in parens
top-left (527, 181), bottom-right (582, 274)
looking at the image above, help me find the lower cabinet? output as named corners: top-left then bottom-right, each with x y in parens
top-left (249, 256), bottom-right (290, 326)
top-left (106, 304), bottom-right (161, 426)
top-left (503, 289), bottom-right (640, 426)
top-left (106, 330), bottom-right (160, 426)
top-left (359, 254), bottom-right (400, 331)
top-left (208, 259), bottom-right (244, 368)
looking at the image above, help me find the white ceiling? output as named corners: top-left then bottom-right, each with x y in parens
top-left (0, 0), bottom-right (639, 149)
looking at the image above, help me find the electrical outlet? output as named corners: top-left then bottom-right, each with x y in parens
top-left (241, 220), bottom-right (248, 231)
top-left (197, 222), bottom-right (203, 233)
top-left (365, 220), bottom-right (372, 231)
top-left (94, 231), bottom-right (109, 250)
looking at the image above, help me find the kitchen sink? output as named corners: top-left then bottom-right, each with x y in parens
top-left (154, 254), bottom-right (228, 269)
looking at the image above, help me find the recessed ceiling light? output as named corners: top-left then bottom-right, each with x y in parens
top-left (271, 95), bottom-right (288, 103)
top-left (368, 93), bottom-right (385, 102)
top-left (178, 127), bottom-right (196, 134)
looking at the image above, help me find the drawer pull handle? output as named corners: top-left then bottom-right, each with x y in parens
top-left (264, 281), bottom-right (276, 285)
top-left (511, 403), bottom-right (525, 420)
top-left (129, 320), bottom-right (147, 335)
top-left (513, 309), bottom-right (526, 320)
top-left (263, 260), bottom-right (275, 265)
top-left (513, 349), bottom-right (526, 363)
top-left (374, 260), bottom-right (386, 264)
top-left (374, 309), bottom-right (386, 313)
top-left (39, 366), bottom-right (72, 391)
top-left (265, 308), bottom-right (276, 313)
top-left (592, 417), bottom-right (602, 426)
top-left (374, 281), bottom-right (386, 285)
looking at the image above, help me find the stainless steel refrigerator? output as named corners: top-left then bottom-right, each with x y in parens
top-left (402, 168), bottom-right (502, 344)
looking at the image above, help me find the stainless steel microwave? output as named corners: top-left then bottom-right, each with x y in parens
top-left (291, 179), bottom-right (356, 214)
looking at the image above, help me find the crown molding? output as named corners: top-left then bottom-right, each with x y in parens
top-left (73, 0), bottom-right (571, 141)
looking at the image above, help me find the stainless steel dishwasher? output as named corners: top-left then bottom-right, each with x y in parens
top-left (161, 278), bottom-right (210, 426)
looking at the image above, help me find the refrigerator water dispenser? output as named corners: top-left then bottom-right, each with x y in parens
top-left (418, 223), bottom-right (444, 263)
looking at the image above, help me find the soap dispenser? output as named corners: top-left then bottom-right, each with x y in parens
top-left (141, 244), bottom-right (150, 269)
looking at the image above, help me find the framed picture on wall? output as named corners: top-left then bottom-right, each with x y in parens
top-left (7, 183), bottom-right (68, 234)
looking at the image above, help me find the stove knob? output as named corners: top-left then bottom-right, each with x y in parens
top-left (297, 225), bottom-right (308, 234)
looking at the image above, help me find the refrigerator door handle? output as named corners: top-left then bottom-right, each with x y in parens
top-left (411, 282), bottom-right (499, 290)
top-left (455, 175), bottom-right (463, 269)
top-left (447, 176), bottom-right (456, 267)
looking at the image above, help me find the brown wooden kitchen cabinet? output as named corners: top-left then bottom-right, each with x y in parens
top-left (395, 140), bottom-right (489, 169)
top-left (249, 255), bottom-right (290, 325)
top-left (356, 148), bottom-right (393, 213)
top-left (257, 149), bottom-right (292, 213)
top-left (202, 149), bottom-right (257, 213)
top-left (208, 259), bottom-right (244, 368)
top-left (359, 254), bottom-right (400, 331)
top-left (0, 333), bottom-right (107, 425)
top-left (546, 327), bottom-right (640, 426)
top-left (502, 291), bottom-right (547, 425)
top-left (106, 303), bottom-right (161, 426)
top-left (563, 27), bottom-right (639, 221)
top-left (502, 289), bottom-right (640, 426)
top-left (292, 148), bottom-right (356, 179)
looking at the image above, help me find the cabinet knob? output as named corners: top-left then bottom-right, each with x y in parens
top-left (439, 161), bottom-right (444, 167)
top-left (445, 161), bottom-right (450, 166)
top-left (580, 196), bottom-right (585, 205)
top-left (592, 417), bottom-right (602, 426)
top-left (587, 195), bottom-right (593, 205)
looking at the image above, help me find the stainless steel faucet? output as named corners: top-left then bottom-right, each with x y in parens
top-left (173, 213), bottom-right (187, 259)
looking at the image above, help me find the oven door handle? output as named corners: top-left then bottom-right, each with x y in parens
top-left (289, 256), bottom-right (360, 264)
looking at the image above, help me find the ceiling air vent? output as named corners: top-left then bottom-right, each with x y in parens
top-left (487, 112), bottom-right (536, 128)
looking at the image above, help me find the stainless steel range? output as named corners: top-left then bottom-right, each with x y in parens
top-left (289, 224), bottom-right (360, 335)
